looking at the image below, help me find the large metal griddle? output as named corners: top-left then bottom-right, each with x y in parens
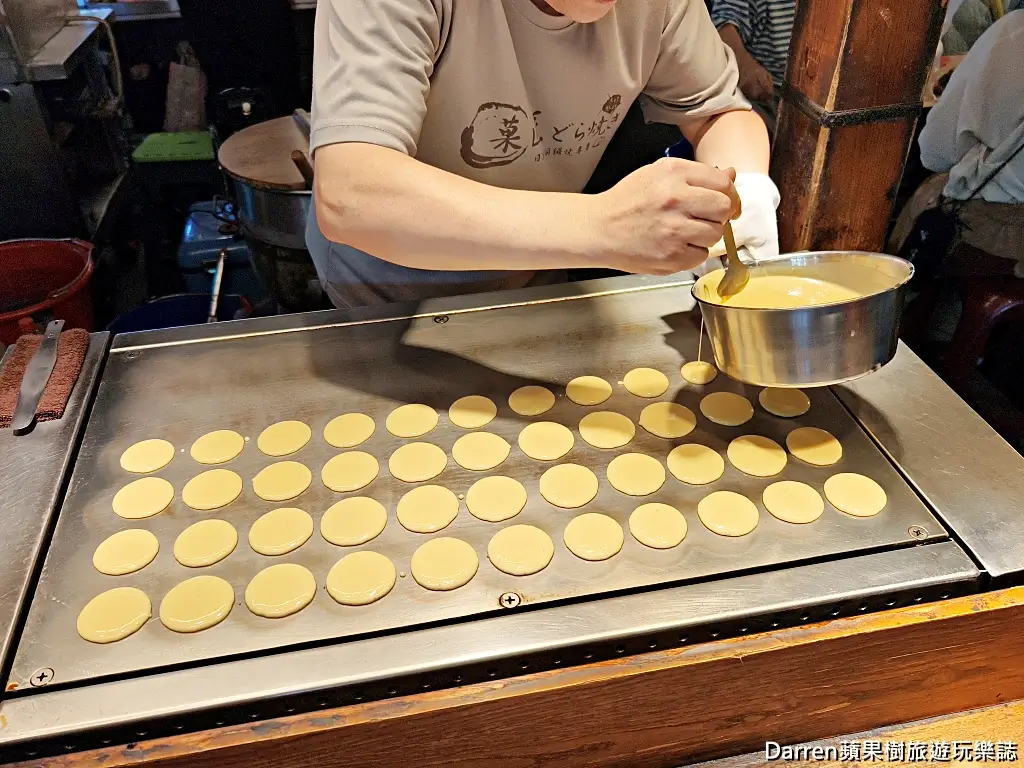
top-left (4, 275), bottom-right (1024, 759)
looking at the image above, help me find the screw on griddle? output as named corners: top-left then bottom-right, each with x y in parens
top-left (30, 668), bottom-right (54, 687)
top-left (499, 591), bottom-right (521, 609)
top-left (433, 315), bottom-right (449, 324)
top-left (908, 525), bottom-right (928, 540)
top-left (125, 351), bottom-right (140, 360)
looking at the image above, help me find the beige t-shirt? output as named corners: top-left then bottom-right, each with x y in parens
top-left (308, 0), bottom-right (749, 307)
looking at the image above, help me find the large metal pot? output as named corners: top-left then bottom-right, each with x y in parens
top-left (692, 251), bottom-right (914, 387)
top-left (233, 182), bottom-right (310, 252)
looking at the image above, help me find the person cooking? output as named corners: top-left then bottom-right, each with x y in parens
top-left (307, 0), bottom-right (781, 309)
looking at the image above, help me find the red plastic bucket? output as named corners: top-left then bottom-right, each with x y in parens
top-left (0, 239), bottom-right (96, 345)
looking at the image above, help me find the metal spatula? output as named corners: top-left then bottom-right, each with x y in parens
top-left (717, 220), bottom-right (749, 299)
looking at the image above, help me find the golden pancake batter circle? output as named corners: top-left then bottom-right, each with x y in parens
top-left (466, 476), bottom-right (528, 522)
top-left (159, 575), bottom-right (233, 633)
top-left (257, 420), bottom-right (311, 456)
top-left (253, 461), bottom-right (312, 502)
top-left (681, 361), bottom-right (718, 385)
top-left (606, 453), bottom-right (666, 496)
top-left (323, 413), bottom-right (375, 449)
top-left (727, 435), bottom-right (788, 477)
top-left (623, 367), bottom-right (670, 398)
top-left (448, 395), bottom-right (497, 429)
top-left (321, 497), bottom-right (388, 546)
top-left (563, 513), bottom-right (624, 561)
top-left (762, 481), bottom-right (824, 524)
top-left (666, 443), bottom-right (725, 485)
top-left (410, 538), bottom-right (479, 591)
top-left (518, 421), bottom-right (574, 461)
top-left (322, 451), bottom-right (380, 492)
top-left (508, 385), bottom-right (555, 416)
top-left (824, 473), bottom-right (887, 517)
top-left (386, 403), bottom-right (438, 438)
top-left (119, 438), bottom-right (175, 474)
top-left (173, 519), bottom-right (238, 567)
top-left (190, 430), bottom-right (244, 465)
top-left (388, 443), bottom-right (447, 483)
top-left (93, 529), bottom-right (159, 576)
top-left (182, 469), bottom-right (242, 511)
top-left (488, 525), bottom-right (555, 576)
top-left (452, 432), bottom-right (511, 471)
top-left (245, 563), bottom-right (316, 618)
top-left (565, 376), bottom-right (613, 406)
top-left (697, 491), bottom-right (760, 537)
top-left (397, 485), bottom-right (460, 533)
top-left (579, 411), bottom-right (635, 449)
top-left (327, 551), bottom-right (397, 605)
top-left (786, 427), bottom-right (843, 466)
top-left (639, 402), bottom-right (697, 439)
top-left (249, 507), bottom-right (314, 555)
top-left (629, 503), bottom-right (687, 549)
top-left (112, 477), bottom-right (174, 519)
top-left (759, 388), bottom-right (811, 418)
top-left (539, 464), bottom-right (599, 508)
top-left (700, 392), bottom-right (754, 426)
top-left (77, 587), bottom-right (150, 644)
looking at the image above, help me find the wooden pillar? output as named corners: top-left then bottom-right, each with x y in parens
top-left (772, 0), bottom-right (946, 252)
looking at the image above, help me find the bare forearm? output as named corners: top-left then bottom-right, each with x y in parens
top-left (314, 143), bottom-right (600, 272)
top-left (718, 24), bottom-right (758, 70)
top-left (686, 109), bottom-right (770, 175)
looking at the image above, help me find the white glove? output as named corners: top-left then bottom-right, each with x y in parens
top-left (709, 172), bottom-right (781, 264)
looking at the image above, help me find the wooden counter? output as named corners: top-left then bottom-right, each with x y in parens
top-left (16, 586), bottom-right (1024, 768)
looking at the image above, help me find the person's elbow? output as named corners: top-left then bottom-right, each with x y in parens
top-left (917, 129), bottom-right (955, 173)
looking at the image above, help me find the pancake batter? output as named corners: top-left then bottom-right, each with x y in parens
top-left (786, 427), bottom-right (843, 466)
top-left (566, 376), bottom-right (613, 406)
top-left (578, 411), bottom-right (635, 449)
top-left (245, 563), bottom-right (317, 618)
top-left (322, 451), bottom-right (380, 491)
top-left (181, 469), bottom-right (242, 511)
top-left (173, 519), bottom-right (238, 567)
top-left (824, 473), bottom-right (887, 517)
top-left (112, 477), bottom-right (174, 519)
top-left (466, 476), bottom-right (527, 522)
top-left (397, 484), bottom-right (460, 533)
top-left (487, 525), bottom-right (555, 576)
top-left (253, 461), bottom-right (312, 502)
top-left (702, 272), bottom-right (862, 308)
top-left (759, 388), bottom-right (811, 418)
top-left (159, 575), bottom-right (234, 633)
top-left (410, 537), bottom-right (479, 591)
top-left (639, 402), bottom-right (697, 439)
top-left (249, 507), bottom-right (314, 555)
top-left (92, 529), bottom-right (159, 576)
top-left (667, 443), bottom-right (725, 485)
top-left (321, 496), bottom-right (388, 545)
top-left (539, 464), bottom-right (599, 508)
top-left (508, 385), bottom-right (555, 416)
top-left (388, 442), bottom-right (447, 482)
top-left (77, 587), bottom-right (151, 644)
top-left (448, 395), bottom-right (497, 428)
top-left (727, 435), bottom-right (788, 477)
top-left (323, 413), bottom-right (376, 448)
top-left (327, 551), bottom-right (397, 605)
top-left (518, 422), bottom-right (574, 461)
top-left (119, 439), bottom-right (175, 474)
top-left (681, 360), bottom-right (719, 385)
top-left (563, 513), bottom-right (624, 561)
top-left (700, 391), bottom-right (754, 426)
top-left (629, 503), bottom-right (688, 549)
top-left (386, 403), bottom-right (438, 437)
top-left (257, 420), bottom-right (311, 456)
top-left (623, 368), bottom-right (670, 398)
top-left (452, 431), bottom-right (511, 470)
top-left (190, 430), bottom-right (245, 465)
top-left (606, 453), bottom-right (666, 496)
top-left (697, 491), bottom-right (760, 536)
top-left (762, 481), bottom-right (824, 524)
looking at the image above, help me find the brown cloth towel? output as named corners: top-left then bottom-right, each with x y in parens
top-left (0, 329), bottom-right (90, 429)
